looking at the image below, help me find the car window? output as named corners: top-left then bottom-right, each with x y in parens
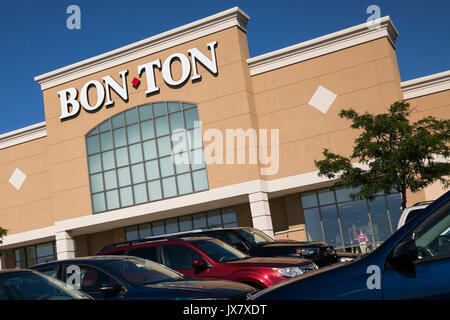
top-left (415, 205), bottom-right (450, 260)
top-left (161, 244), bottom-right (202, 270)
top-left (63, 265), bottom-right (119, 293)
top-left (405, 208), bottom-right (425, 224)
top-left (192, 239), bottom-right (248, 262)
top-left (128, 246), bottom-right (159, 262)
top-left (35, 266), bottom-right (59, 278)
top-left (235, 228), bottom-right (274, 245)
top-left (207, 232), bottom-right (247, 250)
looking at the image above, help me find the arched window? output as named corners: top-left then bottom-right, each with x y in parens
top-left (85, 102), bottom-right (208, 213)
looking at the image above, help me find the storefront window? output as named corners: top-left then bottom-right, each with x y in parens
top-left (14, 242), bottom-right (56, 268)
top-left (86, 102), bottom-right (209, 213)
top-left (125, 207), bottom-right (238, 241)
top-left (301, 187), bottom-right (402, 252)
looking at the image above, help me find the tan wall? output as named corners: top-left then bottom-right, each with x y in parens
top-left (0, 137), bottom-right (54, 235)
top-left (40, 26), bottom-right (259, 224)
top-left (75, 228), bottom-right (125, 256)
top-left (235, 202), bottom-right (253, 227)
top-left (252, 38), bottom-right (404, 180)
top-left (269, 194), bottom-right (307, 241)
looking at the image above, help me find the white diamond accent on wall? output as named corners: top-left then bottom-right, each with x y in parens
top-left (308, 85), bottom-right (338, 114)
top-left (9, 168), bottom-right (27, 190)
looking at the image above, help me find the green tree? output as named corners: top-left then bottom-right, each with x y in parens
top-left (315, 101), bottom-right (450, 210)
top-left (0, 226), bottom-right (7, 256)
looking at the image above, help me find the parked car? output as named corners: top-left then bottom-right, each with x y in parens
top-left (0, 269), bottom-right (91, 300)
top-left (397, 201), bottom-right (433, 230)
top-left (97, 236), bottom-right (318, 290)
top-left (30, 255), bottom-right (256, 300)
top-left (171, 227), bottom-right (342, 267)
top-left (251, 191), bottom-right (450, 300)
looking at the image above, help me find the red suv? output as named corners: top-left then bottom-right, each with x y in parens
top-left (97, 236), bottom-right (318, 289)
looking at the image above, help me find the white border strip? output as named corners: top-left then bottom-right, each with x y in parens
top-left (0, 121), bottom-right (47, 150)
top-left (247, 16), bottom-right (398, 76)
top-left (401, 70), bottom-right (450, 99)
top-left (34, 7), bottom-right (249, 90)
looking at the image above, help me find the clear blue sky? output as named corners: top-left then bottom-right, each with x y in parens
top-left (0, 0), bottom-right (449, 134)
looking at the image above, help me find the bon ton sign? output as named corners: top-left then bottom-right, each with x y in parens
top-left (57, 41), bottom-right (218, 120)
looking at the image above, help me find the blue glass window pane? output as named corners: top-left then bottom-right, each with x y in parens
top-left (143, 140), bottom-right (157, 160)
top-left (104, 170), bottom-right (117, 190)
top-left (193, 213), bottom-right (207, 229)
top-left (98, 120), bottom-right (111, 133)
top-left (184, 108), bottom-right (199, 129)
top-left (179, 216), bottom-right (193, 231)
top-left (177, 173), bottom-right (193, 195)
top-left (175, 154), bottom-right (190, 174)
top-left (113, 128), bottom-right (126, 147)
top-left (102, 150), bottom-right (115, 171)
top-left (92, 193), bottom-right (106, 213)
top-left (139, 224), bottom-right (151, 238)
top-left (145, 160), bottom-right (160, 180)
top-left (115, 147), bottom-right (129, 167)
top-left (165, 218), bottom-right (178, 233)
top-left (155, 116), bottom-right (169, 137)
top-left (87, 127), bottom-right (98, 136)
top-left (304, 208), bottom-right (324, 242)
top-left (117, 167), bottom-right (131, 187)
top-left (126, 226), bottom-right (138, 241)
top-left (301, 192), bottom-right (318, 208)
top-left (131, 163), bottom-right (145, 184)
top-left (157, 136), bottom-right (171, 157)
top-left (335, 187), bottom-right (362, 202)
top-left (188, 128), bottom-right (202, 149)
top-left (106, 190), bottom-right (120, 210)
top-left (152, 221), bottom-right (164, 236)
top-left (153, 103), bottom-right (166, 117)
top-left (387, 193), bottom-right (402, 231)
top-left (192, 170), bottom-right (208, 191)
top-left (190, 149), bottom-right (205, 170)
top-left (141, 120), bottom-right (155, 140)
top-left (207, 210), bottom-right (221, 227)
top-left (338, 200), bottom-right (372, 247)
top-left (129, 144), bottom-right (143, 164)
top-left (119, 187), bottom-right (133, 207)
top-left (318, 190), bottom-right (335, 206)
top-left (321, 205), bottom-right (342, 248)
top-left (148, 181), bottom-right (162, 201)
top-left (169, 112), bottom-right (183, 132)
top-left (138, 105), bottom-right (152, 121)
top-left (86, 136), bottom-right (100, 155)
top-left (100, 132), bottom-right (113, 151)
top-left (90, 173), bottom-right (104, 193)
top-left (369, 196), bottom-right (392, 242)
top-left (222, 207), bottom-right (237, 224)
top-left (182, 102), bottom-right (195, 110)
top-left (159, 157), bottom-right (174, 177)
top-left (88, 154), bottom-right (102, 174)
top-left (127, 124), bottom-right (140, 144)
top-left (162, 177), bottom-right (177, 198)
top-left (168, 102), bottom-right (181, 113)
top-left (112, 114), bottom-right (124, 128)
top-left (133, 183), bottom-right (148, 204)
top-left (125, 108), bottom-right (138, 124)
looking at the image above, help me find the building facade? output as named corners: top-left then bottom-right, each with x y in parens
top-left (1, 7), bottom-right (449, 269)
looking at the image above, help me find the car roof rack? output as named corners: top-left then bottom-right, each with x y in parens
top-left (411, 200), bottom-right (434, 207)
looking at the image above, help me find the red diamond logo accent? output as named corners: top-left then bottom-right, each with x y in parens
top-left (131, 77), bottom-right (140, 88)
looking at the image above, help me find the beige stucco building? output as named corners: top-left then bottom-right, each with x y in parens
top-left (0, 7), bottom-right (448, 269)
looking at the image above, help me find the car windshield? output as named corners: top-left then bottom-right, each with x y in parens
top-left (0, 271), bottom-right (90, 300)
top-left (102, 257), bottom-right (184, 286)
top-left (193, 239), bottom-right (249, 262)
top-left (235, 228), bottom-right (275, 246)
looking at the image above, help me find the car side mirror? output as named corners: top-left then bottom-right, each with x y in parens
top-left (389, 238), bottom-right (418, 270)
top-left (192, 258), bottom-right (208, 269)
top-left (98, 283), bottom-right (122, 295)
